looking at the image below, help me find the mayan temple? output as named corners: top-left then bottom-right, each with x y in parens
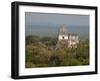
top-left (56, 25), bottom-right (79, 49)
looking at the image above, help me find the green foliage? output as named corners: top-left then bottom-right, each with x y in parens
top-left (40, 36), bottom-right (57, 46)
top-left (26, 35), bottom-right (40, 45)
top-left (25, 35), bottom-right (89, 68)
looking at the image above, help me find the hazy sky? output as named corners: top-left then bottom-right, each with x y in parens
top-left (25, 12), bottom-right (89, 38)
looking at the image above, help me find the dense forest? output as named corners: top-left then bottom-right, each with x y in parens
top-left (25, 35), bottom-right (89, 68)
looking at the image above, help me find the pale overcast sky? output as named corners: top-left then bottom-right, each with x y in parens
top-left (25, 12), bottom-right (89, 38)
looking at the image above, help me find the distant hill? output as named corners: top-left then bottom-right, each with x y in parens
top-left (25, 25), bottom-right (89, 40)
